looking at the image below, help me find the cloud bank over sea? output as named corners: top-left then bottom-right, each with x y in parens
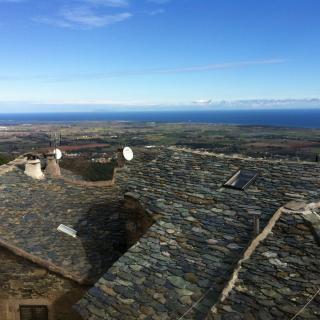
top-left (0, 98), bottom-right (320, 113)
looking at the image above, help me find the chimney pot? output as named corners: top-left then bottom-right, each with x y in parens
top-left (25, 158), bottom-right (44, 180)
top-left (45, 153), bottom-right (61, 177)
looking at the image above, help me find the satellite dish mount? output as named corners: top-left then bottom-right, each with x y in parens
top-left (117, 146), bottom-right (133, 168)
top-left (54, 148), bottom-right (63, 161)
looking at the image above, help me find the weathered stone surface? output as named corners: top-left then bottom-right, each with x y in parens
top-left (2, 148), bottom-right (319, 320)
top-left (0, 163), bottom-right (138, 284)
top-left (74, 147), bottom-right (319, 319)
top-left (213, 207), bottom-right (320, 320)
top-left (285, 201), bottom-right (307, 211)
top-left (0, 246), bottom-right (85, 320)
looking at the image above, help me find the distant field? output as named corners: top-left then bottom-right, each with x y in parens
top-left (40, 143), bottom-right (110, 152)
top-left (0, 122), bottom-right (319, 162)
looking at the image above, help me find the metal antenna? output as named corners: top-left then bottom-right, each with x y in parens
top-left (49, 132), bottom-right (61, 148)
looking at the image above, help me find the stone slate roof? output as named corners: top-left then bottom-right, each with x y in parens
top-left (75, 147), bottom-right (320, 320)
top-left (0, 159), bottom-right (128, 284)
top-left (210, 203), bottom-right (320, 320)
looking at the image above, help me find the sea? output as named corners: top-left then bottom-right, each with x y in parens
top-left (0, 109), bottom-right (319, 128)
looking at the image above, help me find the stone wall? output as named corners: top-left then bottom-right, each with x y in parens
top-left (123, 192), bottom-right (156, 247)
top-left (0, 157), bottom-right (87, 320)
top-left (61, 166), bottom-right (117, 187)
top-left (0, 247), bottom-right (87, 320)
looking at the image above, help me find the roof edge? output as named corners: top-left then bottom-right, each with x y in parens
top-left (206, 200), bottom-right (320, 320)
top-left (0, 236), bottom-right (92, 285)
top-left (170, 146), bottom-right (320, 165)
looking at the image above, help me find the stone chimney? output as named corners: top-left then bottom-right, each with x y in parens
top-left (117, 148), bottom-right (126, 168)
top-left (24, 155), bottom-right (44, 180)
top-left (45, 153), bottom-right (61, 177)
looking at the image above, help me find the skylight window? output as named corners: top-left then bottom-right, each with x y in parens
top-left (57, 224), bottom-right (77, 238)
top-left (223, 170), bottom-right (258, 190)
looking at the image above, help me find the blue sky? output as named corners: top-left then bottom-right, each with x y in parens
top-left (0, 0), bottom-right (319, 112)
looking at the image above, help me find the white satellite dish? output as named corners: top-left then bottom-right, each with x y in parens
top-left (54, 148), bottom-right (62, 160)
top-left (123, 147), bottom-right (133, 161)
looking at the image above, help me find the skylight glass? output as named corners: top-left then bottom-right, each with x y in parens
top-left (224, 170), bottom-right (258, 190)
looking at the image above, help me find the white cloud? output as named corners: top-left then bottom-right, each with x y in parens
top-left (83, 0), bottom-right (129, 7)
top-left (34, 6), bottom-right (132, 29)
top-left (31, 0), bottom-right (132, 29)
top-left (61, 6), bottom-right (131, 28)
top-left (215, 99), bottom-right (320, 108)
top-left (1, 99), bottom-right (320, 112)
top-left (154, 59), bottom-right (287, 74)
top-left (147, 8), bottom-right (165, 15)
top-left (33, 16), bottom-right (73, 28)
top-left (193, 99), bottom-right (212, 105)
top-left (7, 0), bottom-right (165, 29)
top-left (0, 59), bottom-right (287, 81)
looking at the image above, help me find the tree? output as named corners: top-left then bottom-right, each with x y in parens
top-left (0, 154), bottom-right (10, 165)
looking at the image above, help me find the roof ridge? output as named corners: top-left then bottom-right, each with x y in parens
top-left (0, 156), bottom-right (26, 176)
top-left (206, 201), bottom-right (320, 320)
top-left (169, 146), bottom-right (320, 165)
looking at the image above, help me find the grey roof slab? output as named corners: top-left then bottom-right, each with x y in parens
top-left (0, 167), bottom-right (127, 284)
top-left (75, 148), bottom-right (320, 319)
top-left (211, 206), bottom-right (320, 320)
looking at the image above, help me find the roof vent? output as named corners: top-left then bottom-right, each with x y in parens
top-left (117, 147), bottom-right (134, 167)
top-left (57, 224), bottom-right (77, 238)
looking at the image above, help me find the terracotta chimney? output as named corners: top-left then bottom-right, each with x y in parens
top-left (45, 153), bottom-right (61, 177)
top-left (24, 155), bottom-right (44, 180)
